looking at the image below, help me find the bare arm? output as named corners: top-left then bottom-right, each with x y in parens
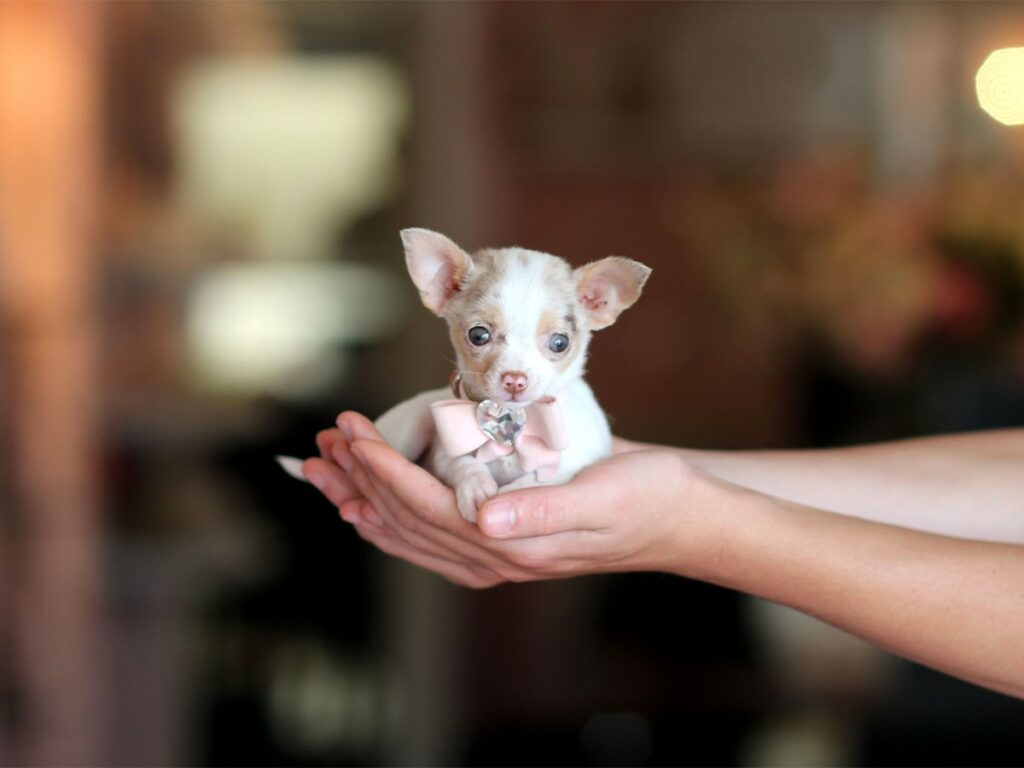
top-left (304, 414), bottom-right (1024, 698)
top-left (679, 473), bottom-right (1024, 699)
top-left (671, 429), bottom-right (1024, 543)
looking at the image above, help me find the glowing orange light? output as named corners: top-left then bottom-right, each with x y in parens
top-left (976, 47), bottom-right (1024, 126)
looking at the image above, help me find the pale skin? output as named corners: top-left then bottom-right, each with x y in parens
top-left (302, 412), bottom-right (1024, 699)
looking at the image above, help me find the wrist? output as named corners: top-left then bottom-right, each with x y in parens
top-left (642, 453), bottom-right (719, 576)
top-left (656, 459), bottom-right (769, 583)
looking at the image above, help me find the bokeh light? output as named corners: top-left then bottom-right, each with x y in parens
top-left (976, 47), bottom-right (1024, 126)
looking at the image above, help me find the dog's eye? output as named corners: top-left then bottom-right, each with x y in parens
top-left (548, 333), bottom-right (570, 354)
top-left (468, 326), bottom-right (491, 346)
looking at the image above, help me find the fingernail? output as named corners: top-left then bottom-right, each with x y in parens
top-left (483, 501), bottom-right (516, 536)
top-left (307, 472), bottom-right (326, 491)
top-left (336, 449), bottom-right (354, 473)
top-left (337, 415), bottom-right (353, 442)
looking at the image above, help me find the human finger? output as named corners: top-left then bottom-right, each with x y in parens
top-left (611, 436), bottom-right (649, 454)
top-left (337, 411), bottom-right (388, 445)
top-left (337, 438), bottom-right (484, 564)
top-left (478, 449), bottom-right (687, 540)
top-left (476, 477), bottom-right (615, 540)
top-left (351, 517), bottom-right (502, 589)
top-left (348, 439), bottom-right (520, 573)
top-left (304, 432), bottom-right (499, 581)
top-left (358, 498), bottom-right (385, 529)
top-left (335, 441), bottom-right (440, 546)
top-left (338, 499), bottom-right (385, 531)
top-left (316, 428), bottom-right (343, 460)
top-left (302, 457), bottom-right (360, 508)
top-left (339, 499), bottom-right (362, 524)
top-left (349, 438), bottom-right (464, 531)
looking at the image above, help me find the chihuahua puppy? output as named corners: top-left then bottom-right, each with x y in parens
top-left (372, 229), bottom-right (651, 522)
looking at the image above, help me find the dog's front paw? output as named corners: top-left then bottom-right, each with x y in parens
top-left (454, 472), bottom-right (498, 523)
top-left (498, 473), bottom-right (544, 493)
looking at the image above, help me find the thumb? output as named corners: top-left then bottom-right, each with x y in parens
top-left (478, 483), bottom-right (606, 539)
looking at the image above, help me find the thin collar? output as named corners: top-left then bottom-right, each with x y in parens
top-left (449, 371), bottom-right (470, 399)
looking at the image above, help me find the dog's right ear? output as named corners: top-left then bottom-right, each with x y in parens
top-left (400, 228), bottom-right (474, 316)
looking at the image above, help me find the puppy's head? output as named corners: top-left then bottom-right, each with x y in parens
top-left (401, 228), bottom-right (651, 404)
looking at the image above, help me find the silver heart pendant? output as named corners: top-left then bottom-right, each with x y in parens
top-left (476, 399), bottom-right (527, 447)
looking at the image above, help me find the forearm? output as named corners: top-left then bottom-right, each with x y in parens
top-left (672, 471), bottom-right (1024, 698)
top-left (675, 429), bottom-right (1024, 543)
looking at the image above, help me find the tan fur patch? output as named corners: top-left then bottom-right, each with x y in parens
top-left (455, 249), bottom-right (506, 310)
top-left (538, 308), bottom-right (588, 373)
top-left (449, 303), bottom-right (505, 400)
top-left (554, 331), bottom-right (587, 373)
top-left (543, 256), bottom-right (572, 289)
top-left (538, 309), bottom-right (561, 338)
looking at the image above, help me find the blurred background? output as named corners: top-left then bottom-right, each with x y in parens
top-left (2, 1), bottom-right (1024, 766)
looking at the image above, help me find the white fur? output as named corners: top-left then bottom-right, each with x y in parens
top-left (375, 230), bottom-right (650, 523)
top-left (374, 377), bottom-right (612, 521)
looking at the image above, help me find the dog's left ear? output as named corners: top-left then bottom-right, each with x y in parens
top-left (574, 257), bottom-right (652, 330)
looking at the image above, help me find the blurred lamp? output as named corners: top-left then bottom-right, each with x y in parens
top-left (175, 54), bottom-right (410, 398)
top-left (174, 55), bottom-right (409, 260)
top-left (976, 47), bottom-right (1024, 126)
top-left (185, 261), bottom-right (405, 398)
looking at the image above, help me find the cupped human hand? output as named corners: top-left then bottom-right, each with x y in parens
top-left (301, 411), bottom-right (703, 588)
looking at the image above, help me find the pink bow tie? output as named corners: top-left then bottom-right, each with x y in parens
top-left (430, 397), bottom-right (568, 481)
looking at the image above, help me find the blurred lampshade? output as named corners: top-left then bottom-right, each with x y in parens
top-left (173, 55), bottom-right (409, 260)
top-left (185, 261), bottom-right (406, 398)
